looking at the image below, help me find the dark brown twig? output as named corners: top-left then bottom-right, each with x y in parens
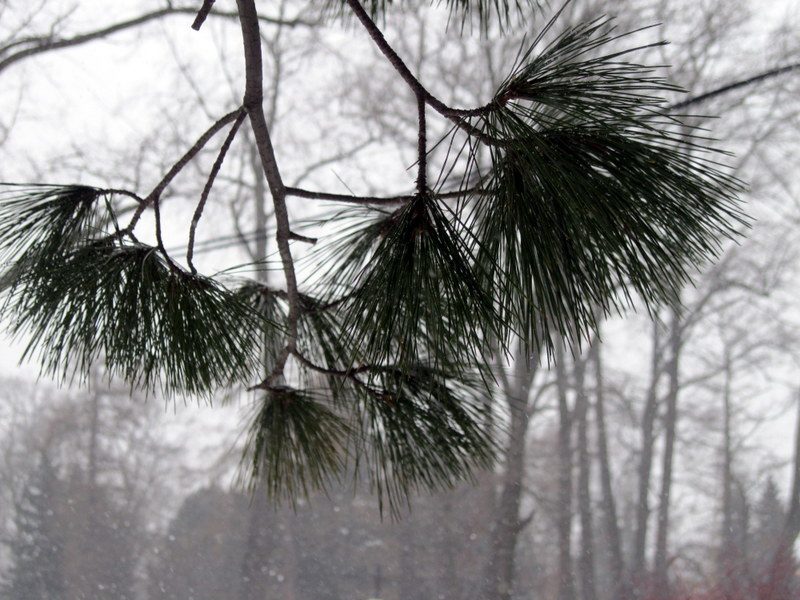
top-left (285, 186), bottom-right (413, 205)
top-left (100, 188), bottom-right (146, 205)
top-left (342, 0), bottom-right (498, 143)
top-left (123, 108), bottom-right (243, 235)
top-left (416, 92), bottom-right (428, 196)
top-left (97, 188), bottom-right (145, 241)
top-left (667, 63), bottom-right (800, 112)
top-left (237, 0), bottom-right (301, 380)
top-left (151, 194), bottom-right (180, 272)
top-left (191, 0), bottom-right (215, 30)
top-left (289, 231), bottom-right (318, 245)
top-left (187, 109), bottom-right (246, 273)
top-left (284, 185), bottom-right (483, 205)
top-left (291, 351), bottom-right (386, 398)
top-left (293, 351), bottom-right (371, 378)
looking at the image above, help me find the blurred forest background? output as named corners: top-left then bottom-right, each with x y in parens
top-left (0, 0), bottom-right (799, 599)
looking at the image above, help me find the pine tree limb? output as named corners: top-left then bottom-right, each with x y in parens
top-left (237, 0), bottom-right (301, 380)
top-left (187, 109), bottom-right (246, 273)
top-left (191, 0), bottom-right (216, 30)
top-left (667, 63), bottom-right (800, 112)
top-left (343, 0), bottom-right (498, 143)
top-left (285, 187), bottom-right (413, 205)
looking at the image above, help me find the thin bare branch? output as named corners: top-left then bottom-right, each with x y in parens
top-left (123, 107), bottom-right (243, 234)
top-left (667, 62), bottom-right (800, 112)
top-left (285, 186), bottom-right (413, 205)
top-left (187, 109), bottom-right (246, 273)
top-left (191, 0), bottom-right (215, 30)
top-left (342, 0), bottom-right (497, 140)
top-left (237, 0), bottom-right (301, 380)
top-left (0, 6), bottom-right (316, 75)
top-left (416, 92), bottom-right (428, 195)
top-left (288, 231), bottom-right (317, 244)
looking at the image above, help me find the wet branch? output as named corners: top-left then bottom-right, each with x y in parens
top-left (343, 0), bottom-right (496, 142)
top-left (286, 186), bottom-right (413, 205)
top-left (237, 0), bottom-right (301, 380)
top-left (123, 107), bottom-right (243, 235)
top-left (191, 0), bottom-right (216, 30)
top-left (667, 62), bottom-right (800, 112)
top-left (187, 109), bottom-right (247, 273)
top-left (416, 92), bottom-right (428, 195)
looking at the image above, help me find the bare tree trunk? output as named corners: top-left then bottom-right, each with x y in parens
top-left (782, 390), bottom-right (800, 544)
top-left (590, 340), bottom-right (628, 600)
top-left (484, 341), bottom-right (538, 600)
top-left (574, 355), bottom-right (597, 600)
top-left (484, 405), bottom-right (528, 600)
top-left (653, 307), bottom-right (681, 600)
top-left (770, 389), bottom-right (800, 586)
top-left (555, 343), bottom-right (576, 600)
top-left (718, 348), bottom-right (739, 598)
top-left (633, 320), bottom-right (664, 596)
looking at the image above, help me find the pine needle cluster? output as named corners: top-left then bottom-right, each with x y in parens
top-left (0, 186), bottom-right (269, 396)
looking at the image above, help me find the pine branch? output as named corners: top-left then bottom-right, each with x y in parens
top-left (151, 192), bottom-right (179, 271)
top-left (667, 62), bottom-right (800, 112)
top-left (462, 17), bottom-right (748, 353)
top-left (237, 0), bottom-right (301, 380)
top-left (339, 0), bottom-right (540, 33)
top-left (343, 0), bottom-right (496, 137)
top-left (416, 92), bottom-right (428, 195)
top-left (187, 109), bottom-right (246, 273)
top-left (124, 108), bottom-right (244, 234)
top-left (285, 187), bottom-right (412, 205)
top-left (3, 241), bottom-right (269, 396)
top-left (191, 0), bottom-right (215, 30)
top-left (242, 389), bottom-right (349, 502)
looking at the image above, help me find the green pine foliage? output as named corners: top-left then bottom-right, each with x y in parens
top-left (464, 17), bottom-right (746, 349)
top-left (320, 197), bottom-right (497, 373)
top-left (0, 186), bottom-right (272, 396)
top-left (0, 2), bottom-right (747, 510)
top-left (351, 366), bottom-right (495, 515)
top-left (244, 388), bottom-right (350, 501)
